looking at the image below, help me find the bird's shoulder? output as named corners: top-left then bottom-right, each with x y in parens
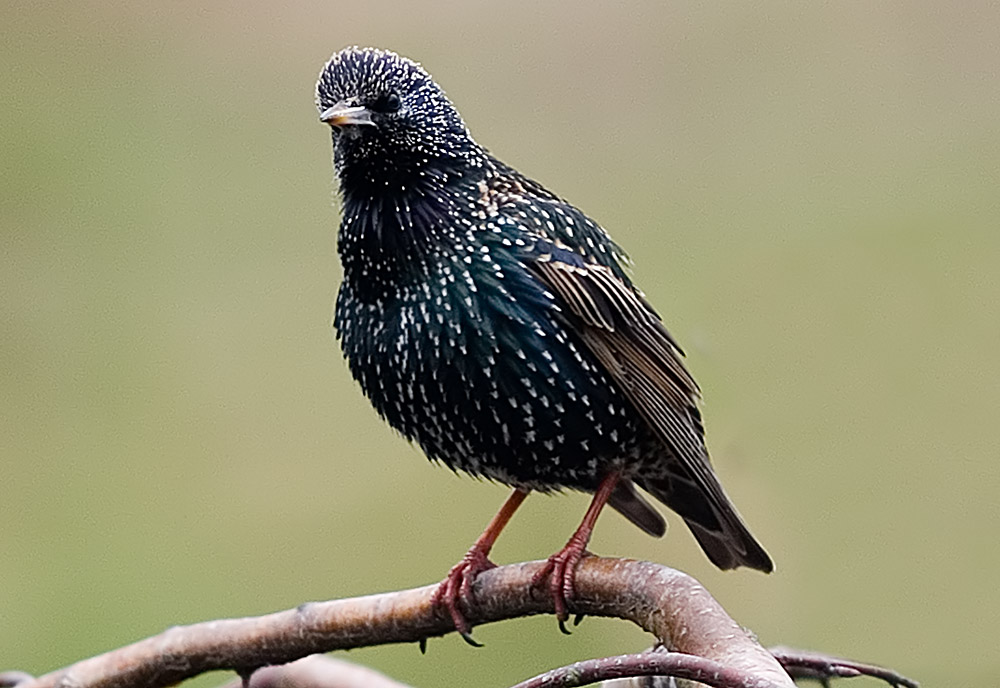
top-left (468, 158), bottom-right (695, 389)
top-left (474, 158), bottom-right (631, 282)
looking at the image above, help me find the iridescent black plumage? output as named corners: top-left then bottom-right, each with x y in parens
top-left (316, 48), bottom-right (772, 606)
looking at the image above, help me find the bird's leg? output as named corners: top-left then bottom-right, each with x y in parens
top-left (532, 470), bottom-right (622, 631)
top-left (431, 487), bottom-right (529, 644)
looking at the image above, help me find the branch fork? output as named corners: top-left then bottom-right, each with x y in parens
top-left (5, 557), bottom-right (915, 688)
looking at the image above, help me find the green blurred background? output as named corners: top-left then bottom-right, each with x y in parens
top-left (3, 1), bottom-right (998, 686)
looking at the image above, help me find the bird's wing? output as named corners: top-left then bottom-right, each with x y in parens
top-left (529, 250), bottom-right (705, 461)
top-left (527, 243), bottom-right (773, 572)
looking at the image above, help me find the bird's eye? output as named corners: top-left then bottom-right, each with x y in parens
top-left (372, 92), bottom-right (402, 113)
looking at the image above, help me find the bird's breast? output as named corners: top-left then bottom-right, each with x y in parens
top-left (334, 241), bottom-right (650, 490)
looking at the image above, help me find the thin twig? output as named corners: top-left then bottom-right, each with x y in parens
top-left (510, 651), bottom-right (783, 688)
top-left (11, 557), bottom-right (794, 688)
top-left (215, 655), bottom-right (412, 688)
top-left (768, 646), bottom-right (919, 688)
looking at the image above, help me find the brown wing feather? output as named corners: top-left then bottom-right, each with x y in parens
top-left (533, 259), bottom-right (703, 457)
top-left (532, 258), bottom-right (773, 573)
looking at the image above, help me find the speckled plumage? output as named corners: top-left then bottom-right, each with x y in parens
top-left (316, 47), bottom-right (772, 576)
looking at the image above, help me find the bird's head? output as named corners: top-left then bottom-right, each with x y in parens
top-left (316, 47), bottom-right (481, 190)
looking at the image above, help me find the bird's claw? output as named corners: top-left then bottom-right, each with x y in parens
top-left (457, 629), bottom-right (483, 648)
top-left (532, 544), bottom-right (592, 628)
top-left (431, 548), bottom-right (496, 645)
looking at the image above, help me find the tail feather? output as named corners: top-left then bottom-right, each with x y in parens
top-left (608, 479), bottom-right (667, 537)
top-left (640, 474), bottom-right (773, 573)
top-left (685, 515), bottom-right (773, 572)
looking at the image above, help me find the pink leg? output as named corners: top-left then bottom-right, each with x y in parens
top-left (532, 471), bottom-right (622, 630)
top-left (431, 488), bottom-right (529, 644)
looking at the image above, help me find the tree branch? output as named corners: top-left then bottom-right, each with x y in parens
top-left (767, 646), bottom-right (919, 688)
top-left (509, 651), bottom-right (783, 688)
top-left (205, 647), bottom-right (920, 688)
top-left (11, 557), bottom-right (794, 688)
top-left (216, 656), bottom-right (413, 688)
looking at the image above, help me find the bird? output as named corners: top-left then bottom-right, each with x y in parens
top-left (315, 46), bottom-right (772, 642)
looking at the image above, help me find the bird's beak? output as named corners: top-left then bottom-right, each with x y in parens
top-left (320, 103), bottom-right (375, 128)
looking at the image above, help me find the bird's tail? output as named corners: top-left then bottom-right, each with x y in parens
top-left (608, 479), bottom-right (666, 537)
top-left (638, 470), bottom-right (773, 573)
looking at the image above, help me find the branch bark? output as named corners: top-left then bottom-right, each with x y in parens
top-left (205, 648), bottom-right (918, 688)
top-left (509, 651), bottom-right (783, 688)
top-left (14, 557), bottom-right (793, 688)
top-left (767, 646), bottom-right (919, 687)
top-left (216, 656), bottom-right (413, 688)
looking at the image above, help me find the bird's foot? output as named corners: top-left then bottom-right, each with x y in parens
top-left (431, 548), bottom-right (497, 646)
top-left (532, 537), bottom-right (592, 634)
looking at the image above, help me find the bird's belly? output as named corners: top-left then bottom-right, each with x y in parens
top-left (335, 280), bottom-right (650, 491)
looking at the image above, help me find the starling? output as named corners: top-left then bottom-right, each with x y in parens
top-left (316, 47), bottom-right (772, 640)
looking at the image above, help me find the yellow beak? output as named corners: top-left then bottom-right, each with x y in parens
top-left (320, 103), bottom-right (375, 128)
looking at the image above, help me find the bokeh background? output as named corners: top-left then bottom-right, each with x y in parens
top-left (3, 1), bottom-right (998, 686)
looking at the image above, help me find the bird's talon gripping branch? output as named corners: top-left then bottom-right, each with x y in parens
top-left (529, 472), bottom-right (623, 627)
top-left (428, 489), bottom-right (529, 643)
top-left (430, 549), bottom-right (495, 643)
top-left (533, 544), bottom-right (592, 625)
top-left (457, 627), bottom-right (483, 648)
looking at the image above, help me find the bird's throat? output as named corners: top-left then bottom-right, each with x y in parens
top-left (337, 186), bottom-right (452, 300)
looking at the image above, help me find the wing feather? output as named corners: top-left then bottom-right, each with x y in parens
top-left (532, 255), bottom-right (773, 574)
top-left (532, 258), bottom-right (702, 450)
